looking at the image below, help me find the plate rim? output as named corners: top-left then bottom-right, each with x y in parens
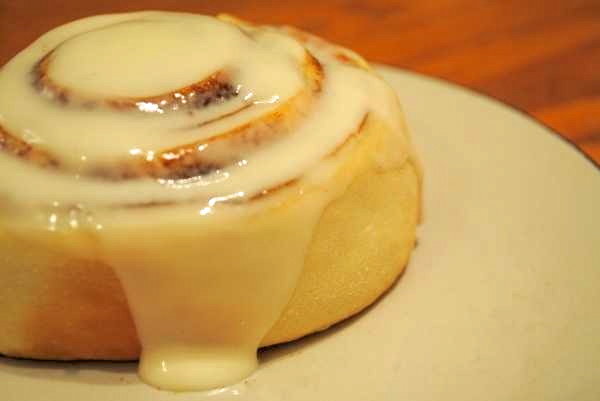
top-left (376, 63), bottom-right (600, 172)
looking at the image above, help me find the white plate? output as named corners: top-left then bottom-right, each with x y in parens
top-left (2, 66), bottom-right (600, 401)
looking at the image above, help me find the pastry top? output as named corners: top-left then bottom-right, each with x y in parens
top-left (0, 11), bottom-right (415, 226)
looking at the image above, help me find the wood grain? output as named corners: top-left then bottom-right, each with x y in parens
top-left (1, 0), bottom-right (598, 164)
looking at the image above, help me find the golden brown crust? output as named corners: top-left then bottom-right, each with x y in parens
top-left (24, 259), bottom-right (140, 360)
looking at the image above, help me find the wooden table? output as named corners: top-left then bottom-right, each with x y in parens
top-left (1, 0), bottom-right (599, 164)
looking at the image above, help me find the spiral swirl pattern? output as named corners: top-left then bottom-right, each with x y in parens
top-left (0, 12), bottom-right (407, 210)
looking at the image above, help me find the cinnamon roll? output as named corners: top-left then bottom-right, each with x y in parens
top-left (0, 11), bottom-right (422, 391)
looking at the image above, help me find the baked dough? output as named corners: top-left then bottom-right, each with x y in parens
top-left (0, 12), bottom-right (421, 389)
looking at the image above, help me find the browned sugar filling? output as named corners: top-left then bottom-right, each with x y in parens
top-left (33, 52), bottom-right (238, 113)
top-left (0, 125), bottom-right (60, 168)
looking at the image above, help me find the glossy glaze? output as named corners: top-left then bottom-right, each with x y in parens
top-left (0, 11), bottom-right (415, 391)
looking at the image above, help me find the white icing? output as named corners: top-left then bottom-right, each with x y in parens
top-left (0, 13), bottom-right (304, 166)
top-left (97, 194), bottom-right (326, 391)
top-left (0, 11), bottom-right (413, 391)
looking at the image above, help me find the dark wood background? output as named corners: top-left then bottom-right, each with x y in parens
top-left (1, 0), bottom-right (598, 164)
